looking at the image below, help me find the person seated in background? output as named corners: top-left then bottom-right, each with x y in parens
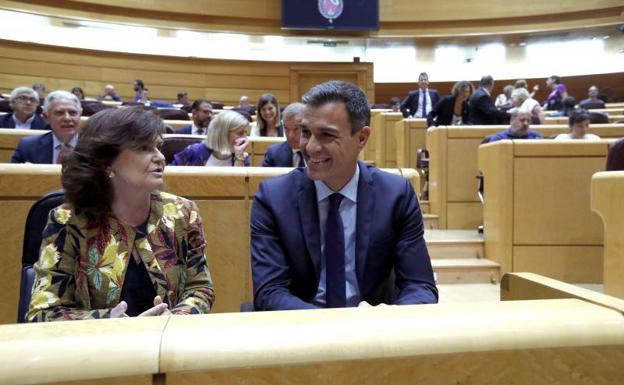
top-left (171, 110), bottom-right (250, 166)
top-left (27, 107), bottom-right (215, 321)
top-left (552, 97), bottom-right (579, 117)
top-left (495, 84), bottom-right (513, 108)
top-left (468, 75), bottom-right (508, 125)
top-left (250, 93), bottom-right (283, 137)
top-left (176, 99), bottom-right (213, 135)
top-left (137, 88), bottom-right (150, 105)
top-left (70, 86), bottom-right (85, 100)
top-left (389, 97), bottom-right (401, 112)
top-left (176, 91), bottom-right (189, 107)
top-left (133, 79), bottom-right (145, 102)
top-left (554, 111), bottom-right (600, 140)
top-left (0, 86), bottom-right (48, 129)
top-left (251, 80), bottom-right (437, 311)
top-left (98, 84), bottom-right (121, 102)
top-left (509, 87), bottom-right (545, 124)
top-left (486, 110), bottom-right (542, 143)
top-left (543, 75), bottom-right (568, 111)
top-left (11, 90), bottom-right (81, 164)
top-left (32, 82), bottom-right (46, 101)
top-left (237, 95), bottom-right (254, 113)
top-left (426, 80), bottom-right (472, 127)
top-left (262, 102), bottom-right (305, 167)
top-left (579, 86), bottom-right (606, 110)
top-left (400, 72), bottom-right (440, 118)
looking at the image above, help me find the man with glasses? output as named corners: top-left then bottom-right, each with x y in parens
top-left (11, 90), bottom-right (81, 164)
top-left (0, 87), bottom-right (48, 129)
top-left (176, 99), bottom-right (213, 135)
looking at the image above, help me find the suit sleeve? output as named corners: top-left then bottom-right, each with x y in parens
top-left (427, 98), bottom-right (442, 127)
top-left (261, 148), bottom-right (275, 167)
top-left (393, 179), bottom-right (438, 305)
top-left (11, 139), bottom-right (26, 163)
top-left (251, 182), bottom-right (318, 310)
top-left (477, 94), bottom-right (507, 124)
top-left (400, 92), bottom-right (415, 118)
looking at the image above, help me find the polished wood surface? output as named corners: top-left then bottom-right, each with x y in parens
top-left (0, 40), bottom-right (374, 105)
top-left (370, 112), bottom-right (403, 168)
top-left (591, 171), bottom-right (624, 298)
top-left (0, 128), bottom-right (48, 163)
top-left (427, 124), bottom-right (624, 229)
top-left (3, 0), bottom-right (623, 37)
top-left (479, 140), bottom-right (613, 282)
top-left (395, 118), bottom-right (428, 169)
top-left (0, 164), bottom-right (419, 324)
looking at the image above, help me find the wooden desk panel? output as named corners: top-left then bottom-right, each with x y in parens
top-left (591, 171), bottom-right (624, 298)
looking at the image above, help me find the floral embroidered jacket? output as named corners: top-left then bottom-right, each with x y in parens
top-left (27, 191), bottom-right (215, 321)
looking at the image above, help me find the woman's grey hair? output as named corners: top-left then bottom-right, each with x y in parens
top-left (10, 87), bottom-right (39, 104)
top-left (44, 90), bottom-right (82, 113)
top-left (205, 110), bottom-right (249, 155)
top-left (511, 87), bottom-right (530, 105)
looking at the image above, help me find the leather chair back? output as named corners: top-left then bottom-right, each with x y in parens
top-left (162, 135), bottom-right (204, 164)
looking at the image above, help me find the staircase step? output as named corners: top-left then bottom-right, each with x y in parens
top-left (423, 214), bottom-right (439, 230)
top-left (425, 229), bottom-right (483, 259)
top-left (432, 258), bottom-right (500, 284)
top-left (419, 200), bottom-right (429, 214)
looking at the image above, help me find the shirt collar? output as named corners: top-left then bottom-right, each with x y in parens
top-left (192, 123), bottom-right (207, 135)
top-left (314, 163), bottom-right (360, 204)
top-left (52, 133), bottom-right (78, 148)
top-left (12, 113), bottom-right (35, 126)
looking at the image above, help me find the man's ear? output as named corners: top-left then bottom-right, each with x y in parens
top-left (358, 126), bottom-right (371, 149)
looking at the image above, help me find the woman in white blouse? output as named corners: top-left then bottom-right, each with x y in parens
top-left (509, 87), bottom-right (545, 124)
top-left (554, 112), bottom-right (600, 140)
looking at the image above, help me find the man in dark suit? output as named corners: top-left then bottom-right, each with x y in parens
top-left (399, 72), bottom-right (441, 118)
top-left (0, 87), bottom-right (48, 129)
top-left (176, 99), bottom-right (213, 135)
top-left (251, 80), bottom-right (438, 311)
top-left (262, 103), bottom-right (305, 167)
top-left (468, 75), bottom-right (508, 125)
top-left (11, 90), bottom-right (81, 164)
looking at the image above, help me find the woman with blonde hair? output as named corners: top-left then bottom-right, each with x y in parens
top-left (510, 87), bottom-right (545, 124)
top-left (171, 110), bottom-right (250, 166)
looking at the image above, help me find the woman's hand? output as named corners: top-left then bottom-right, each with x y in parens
top-left (110, 301), bottom-right (129, 318)
top-left (233, 137), bottom-right (250, 157)
top-left (139, 296), bottom-right (172, 317)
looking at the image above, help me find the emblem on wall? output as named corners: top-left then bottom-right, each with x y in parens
top-left (318, 0), bottom-right (344, 23)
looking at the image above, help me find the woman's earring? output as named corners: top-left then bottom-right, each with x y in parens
top-left (108, 170), bottom-right (116, 178)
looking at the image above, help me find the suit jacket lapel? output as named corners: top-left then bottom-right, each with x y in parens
top-left (355, 161), bottom-right (374, 284)
top-left (280, 142), bottom-right (294, 167)
top-left (297, 174), bottom-right (322, 278)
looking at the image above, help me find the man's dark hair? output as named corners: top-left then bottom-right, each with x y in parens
top-left (62, 107), bottom-right (165, 220)
top-left (191, 98), bottom-right (211, 111)
top-left (549, 75), bottom-right (561, 84)
top-left (418, 72), bottom-right (428, 79)
top-left (568, 111), bottom-right (589, 128)
top-left (134, 79), bottom-right (145, 89)
top-left (480, 75), bottom-right (494, 87)
top-left (177, 91), bottom-right (188, 100)
top-left (302, 80), bottom-right (370, 134)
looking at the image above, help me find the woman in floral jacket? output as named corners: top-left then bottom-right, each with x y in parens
top-left (27, 107), bottom-right (215, 321)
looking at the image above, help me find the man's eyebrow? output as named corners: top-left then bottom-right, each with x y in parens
top-left (319, 126), bottom-right (340, 134)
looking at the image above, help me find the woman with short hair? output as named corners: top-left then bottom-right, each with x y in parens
top-left (426, 80), bottom-right (473, 127)
top-left (171, 110), bottom-right (250, 166)
top-left (510, 87), bottom-right (545, 124)
top-left (27, 107), bottom-right (215, 321)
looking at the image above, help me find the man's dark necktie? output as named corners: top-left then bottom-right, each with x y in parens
top-left (196, 128), bottom-right (204, 135)
top-left (325, 193), bottom-right (346, 308)
top-left (421, 90), bottom-right (427, 118)
top-left (296, 150), bottom-right (305, 168)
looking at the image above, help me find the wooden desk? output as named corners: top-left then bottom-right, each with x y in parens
top-left (591, 171), bottom-right (624, 299)
top-left (428, 124), bottom-right (624, 229)
top-left (370, 111), bottom-right (403, 168)
top-left (479, 140), bottom-right (614, 282)
top-left (0, 128), bottom-right (47, 162)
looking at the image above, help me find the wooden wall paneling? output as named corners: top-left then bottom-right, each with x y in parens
top-left (249, 137), bottom-right (285, 166)
top-left (0, 40), bottom-right (371, 105)
top-left (0, 129), bottom-right (48, 163)
top-left (591, 171), bottom-right (624, 298)
top-left (513, 246), bottom-right (603, 283)
top-left (479, 140), bottom-right (514, 274)
top-left (446, 202), bottom-right (483, 230)
top-left (371, 112), bottom-right (402, 168)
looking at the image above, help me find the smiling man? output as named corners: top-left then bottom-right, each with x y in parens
top-left (251, 80), bottom-right (438, 311)
top-left (11, 90), bottom-right (81, 164)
